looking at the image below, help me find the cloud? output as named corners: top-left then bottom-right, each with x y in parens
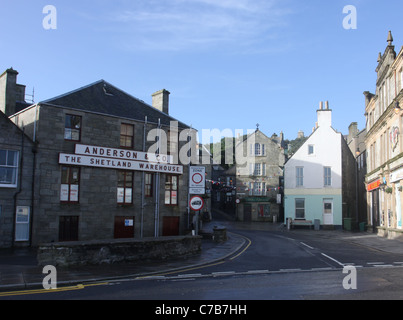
top-left (108, 0), bottom-right (293, 52)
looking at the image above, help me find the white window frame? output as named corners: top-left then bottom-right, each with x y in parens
top-left (0, 150), bottom-right (19, 188)
top-left (296, 167), bottom-right (304, 187)
top-left (324, 167), bottom-right (332, 186)
top-left (15, 206), bottom-right (30, 242)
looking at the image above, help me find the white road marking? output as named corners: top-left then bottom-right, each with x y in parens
top-left (320, 253), bottom-right (345, 267)
top-left (300, 242), bottom-right (315, 250)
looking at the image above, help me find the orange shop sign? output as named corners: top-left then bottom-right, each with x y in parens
top-left (367, 180), bottom-right (381, 192)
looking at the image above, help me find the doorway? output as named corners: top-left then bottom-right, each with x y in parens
top-left (244, 204), bottom-right (252, 222)
top-left (114, 216), bottom-right (135, 239)
top-left (323, 199), bottom-right (334, 225)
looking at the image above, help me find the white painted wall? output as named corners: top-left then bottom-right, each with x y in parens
top-left (285, 111), bottom-right (342, 191)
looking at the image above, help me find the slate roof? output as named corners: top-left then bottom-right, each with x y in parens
top-left (40, 80), bottom-right (190, 129)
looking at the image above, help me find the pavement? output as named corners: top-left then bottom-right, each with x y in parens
top-left (1, 216), bottom-right (403, 292)
top-left (0, 220), bottom-right (246, 292)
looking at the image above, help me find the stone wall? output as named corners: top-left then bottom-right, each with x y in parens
top-left (37, 235), bottom-right (202, 267)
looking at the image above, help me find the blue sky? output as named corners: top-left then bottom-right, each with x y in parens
top-left (1, 0), bottom-right (402, 141)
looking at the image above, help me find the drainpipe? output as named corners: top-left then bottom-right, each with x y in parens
top-left (29, 143), bottom-right (37, 247)
top-left (140, 116), bottom-right (148, 238)
top-left (12, 127), bottom-right (25, 247)
top-left (154, 119), bottom-right (161, 238)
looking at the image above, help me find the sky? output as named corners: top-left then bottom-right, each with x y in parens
top-left (1, 0), bottom-right (402, 142)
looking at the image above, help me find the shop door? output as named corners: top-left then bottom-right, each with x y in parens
top-left (396, 184), bottom-right (402, 229)
top-left (163, 217), bottom-right (180, 236)
top-left (114, 216), bottom-right (135, 239)
top-left (244, 204), bottom-right (252, 222)
top-left (372, 190), bottom-right (380, 230)
top-left (323, 199), bottom-right (334, 225)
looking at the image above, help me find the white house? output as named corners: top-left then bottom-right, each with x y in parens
top-left (284, 102), bottom-right (356, 229)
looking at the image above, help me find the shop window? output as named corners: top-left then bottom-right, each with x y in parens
top-left (64, 114), bottom-right (81, 141)
top-left (60, 166), bottom-right (80, 203)
top-left (120, 123), bottom-right (134, 148)
top-left (165, 175), bottom-right (178, 205)
top-left (0, 150), bottom-right (18, 187)
top-left (145, 173), bottom-right (154, 197)
top-left (258, 204), bottom-right (270, 218)
top-left (117, 171), bottom-right (133, 205)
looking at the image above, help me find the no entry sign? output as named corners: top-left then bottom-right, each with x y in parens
top-left (189, 196), bottom-right (204, 211)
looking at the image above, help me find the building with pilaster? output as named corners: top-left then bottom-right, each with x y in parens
top-left (364, 31), bottom-right (403, 238)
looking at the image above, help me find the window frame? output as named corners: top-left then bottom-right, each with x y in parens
top-left (0, 149), bottom-right (19, 188)
top-left (117, 171), bottom-right (134, 205)
top-left (258, 204), bottom-right (270, 218)
top-left (295, 198), bottom-right (305, 220)
top-left (296, 167), bottom-right (304, 187)
top-left (60, 166), bottom-right (80, 203)
top-left (64, 114), bottom-right (82, 142)
top-left (145, 173), bottom-right (154, 198)
top-left (165, 175), bottom-right (178, 206)
top-left (324, 167), bottom-right (332, 187)
top-left (120, 123), bottom-right (134, 149)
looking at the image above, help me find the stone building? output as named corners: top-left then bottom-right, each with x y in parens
top-left (234, 128), bottom-right (286, 222)
top-left (3, 70), bottom-right (198, 247)
top-left (0, 111), bottom-right (36, 247)
top-left (346, 122), bottom-right (367, 230)
top-left (364, 31), bottom-right (403, 238)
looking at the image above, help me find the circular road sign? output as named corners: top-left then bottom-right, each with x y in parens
top-left (189, 196), bottom-right (204, 211)
top-left (192, 173), bottom-right (203, 185)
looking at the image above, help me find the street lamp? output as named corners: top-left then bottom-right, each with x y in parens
top-left (394, 101), bottom-right (401, 114)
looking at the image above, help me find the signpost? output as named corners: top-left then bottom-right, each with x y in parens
top-left (189, 196), bottom-right (204, 211)
top-left (189, 166), bottom-right (206, 195)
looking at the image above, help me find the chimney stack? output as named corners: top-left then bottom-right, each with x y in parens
top-left (0, 68), bottom-right (19, 116)
top-left (152, 89), bottom-right (170, 114)
top-left (317, 100), bottom-right (332, 128)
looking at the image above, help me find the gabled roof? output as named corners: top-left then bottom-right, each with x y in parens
top-left (0, 110), bottom-right (35, 144)
top-left (40, 80), bottom-right (190, 129)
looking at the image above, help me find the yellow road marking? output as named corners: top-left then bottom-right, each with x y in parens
top-left (0, 282), bottom-right (108, 297)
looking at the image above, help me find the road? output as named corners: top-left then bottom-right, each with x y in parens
top-left (1, 220), bottom-right (403, 303)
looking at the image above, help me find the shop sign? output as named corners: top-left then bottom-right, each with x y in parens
top-left (59, 153), bottom-right (183, 174)
top-left (367, 179), bottom-right (381, 192)
top-left (75, 144), bottom-right (173, 164)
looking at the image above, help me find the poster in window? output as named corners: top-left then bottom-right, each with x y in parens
top-left (16, 206), bottom-right (30, 223)
top-left (165, 190), bottom-right (171, 204)
top-left (117, 187), bottom-right (124, 203)
top-left (64, 128), bottom-right (72, 140)
top-left (171, 191), bottom-right (177, 205)
top-left (70, 184), bottom-right (79, 202)
top-left (71, 129), bottom-right (80, 141)
top-left (60, 184), bottom-right (69, 201)
top-left (125, 188), bottom-right (132, 203)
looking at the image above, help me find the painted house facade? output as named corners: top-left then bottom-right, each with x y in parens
top-left (284, 102), bottom-right (356, 229)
